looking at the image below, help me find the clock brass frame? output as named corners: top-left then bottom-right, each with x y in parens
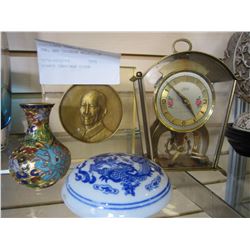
top-left (131, 42), bottom-right (237, 172)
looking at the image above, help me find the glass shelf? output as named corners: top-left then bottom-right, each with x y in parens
top-left (1, 133), bottom-right (245, 218)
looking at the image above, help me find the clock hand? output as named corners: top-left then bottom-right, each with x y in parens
top-left (169, 84), bottom-right (197, 118)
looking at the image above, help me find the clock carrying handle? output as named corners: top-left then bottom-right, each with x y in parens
top-left (172, 38), bottom-right (192, 54)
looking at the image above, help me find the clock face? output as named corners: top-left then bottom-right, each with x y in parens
top-left (154, 71), bottom-right (215, 132)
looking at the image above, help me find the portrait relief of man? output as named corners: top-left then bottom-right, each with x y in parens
top-left (76, 90), bottom-right (113, 142)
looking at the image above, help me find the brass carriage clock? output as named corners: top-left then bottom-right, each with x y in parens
top-left (131, 39), bottom-right (237, 171)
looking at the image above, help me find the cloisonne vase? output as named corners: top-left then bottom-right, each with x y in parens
top-left (9, 103), bottom-right (71, 188)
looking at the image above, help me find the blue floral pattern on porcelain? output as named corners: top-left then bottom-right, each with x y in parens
top-left (93, 184), bottom-right (119, 194)
top-left (145, 176), bottom-right (161, 191)
top-left (61, 153), bottom-right (172, 218)
top-left (74, 153), bottom-right (163, 196)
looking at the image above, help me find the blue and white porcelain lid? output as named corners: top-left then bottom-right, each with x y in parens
top-left (62, 153), bottom-right (172, 218)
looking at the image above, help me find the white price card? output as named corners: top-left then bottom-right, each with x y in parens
top-left (36, 40), bottom-right (120, 85)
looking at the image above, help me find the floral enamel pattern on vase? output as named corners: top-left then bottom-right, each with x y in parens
top-left (9, 103), bottom-right (71, 188)
top-left (61, 153), bottom-right (172, 217)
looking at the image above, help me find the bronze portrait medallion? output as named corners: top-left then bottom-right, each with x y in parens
top-left (59, 85), bottom-right (123, 143)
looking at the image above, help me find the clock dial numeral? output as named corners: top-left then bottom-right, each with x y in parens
top-left (170, 117), bottom-right (177, 124)
top-left (201, 105), bottom-right (207, 113)
top-left (203, 99), bottom-right (208, 104)
top-left (196, 108), bottom-right (207, 120)
top-left (202, 89), bottom-right (208, 95)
